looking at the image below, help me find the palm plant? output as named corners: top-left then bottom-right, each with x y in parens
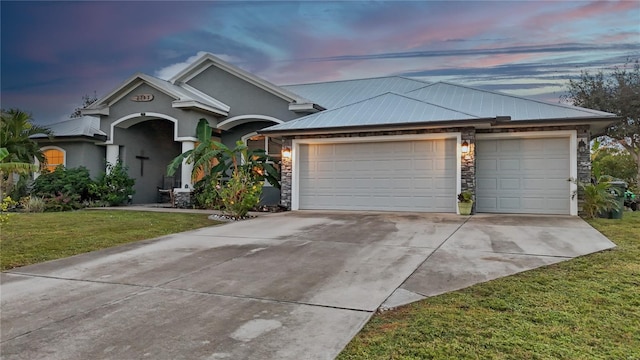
top-left (578, 177), bottom-right (619, 219)
top-left (0, 109), bottom-right (52, 164)
top-left (0, 147), bottom-right (37, 198)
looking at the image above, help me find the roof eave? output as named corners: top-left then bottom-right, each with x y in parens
top-left (259, 118), bottom-right (495, 137)
top-left (172, 100), bottom-right (229, 117)
top-left (288, 103), bottom-right (325, 113)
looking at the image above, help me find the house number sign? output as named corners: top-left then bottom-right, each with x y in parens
top-left (131, 94), bottom-right (154, 102)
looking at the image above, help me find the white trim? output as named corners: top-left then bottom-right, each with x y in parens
top-left (476, 130), bottom-right (578, 216)
top-left (180, 83), bottom-right (231, 112)
top-left (34, 146), bottom-right (66, 179)
top-left (172, 100), bottom-right (228, 116)
top-left (217, 115), bottom-right (284, 131)
top-left (106, 112), bottom-right (190, 144)
top-left (291, 133), bottom-right (461, 211)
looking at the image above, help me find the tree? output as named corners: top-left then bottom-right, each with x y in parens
top-left (0, 147), bottom-right (37, 199)
top-left (70, 92), bottom-right (98, 118)
top-left (1, 109), bottom-right (52, 164)
top-left (564, 60), bottom-right (640, 188)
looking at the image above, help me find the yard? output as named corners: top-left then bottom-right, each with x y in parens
top-left (0, 210), bottom-right (217, 270)
top-left (339, 211), bottom-right (640, 359)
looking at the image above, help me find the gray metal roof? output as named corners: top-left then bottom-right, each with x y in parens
top-left (31, 116), bottom-right (106, 139)
top-left (406, 82), bottom-right (614, 121)
top-left (263, 92), bottom-right (483, 132)
top-left (283, 76), bottom-right (429, 109)
top-left (264, 77), bottom-right (617, 133)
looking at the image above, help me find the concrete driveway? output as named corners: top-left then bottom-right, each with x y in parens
top-left (1, 211), bottom-right (615, 359)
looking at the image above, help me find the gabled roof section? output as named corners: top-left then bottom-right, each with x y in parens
top-left (169, 52), bottom-right (320, 112)
top-left (261, 92), bottom-right (488, 134)
top-left (283, 76), bottom-right (429, 110)
top-left (406, 82), bottom-right (616, 121)
top-left (82, 73), bottom-right (230, 117)
top-left (31, 116), bottom-right (106, 140)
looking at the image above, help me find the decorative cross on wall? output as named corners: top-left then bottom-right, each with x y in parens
top-left (135, 150), bottom-right (150, 176)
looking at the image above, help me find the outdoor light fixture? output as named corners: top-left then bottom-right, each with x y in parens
top-left (461, 140), bottom-right (470, 153)
top-left (578, 139), bottom-right (587, 154)
top-left (282, 147), bottom-right (292, 159)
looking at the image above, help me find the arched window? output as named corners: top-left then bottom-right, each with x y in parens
top-left (41, 147), bottom-right (65, 172)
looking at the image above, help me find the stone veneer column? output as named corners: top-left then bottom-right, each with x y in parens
top-left (105, 144), bottom-right (119, 174)
top-left (280, 138), bottom-right (293, 210)
top-left (576, 126), bottom-right (591, 215)
top-left (173, 140), bottom-right (195, 209)
top-left (460, 128), bottom-right (476, 213)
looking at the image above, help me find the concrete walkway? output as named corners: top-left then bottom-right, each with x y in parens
top-left (0, 211), bottom-right (615, 360)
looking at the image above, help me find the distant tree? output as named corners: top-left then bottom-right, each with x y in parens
top-left (564, 60), bottom-right (640, 188)
top-left (70, 92), bottom-right (98, 118)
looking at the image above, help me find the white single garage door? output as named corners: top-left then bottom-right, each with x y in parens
top-left (476, 137), bottom-right (570, 214)
top-left (297, 139), bottom-right (456, 212)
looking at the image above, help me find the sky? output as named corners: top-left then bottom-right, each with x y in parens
top-left (1, 1), bottom-right (639, 125)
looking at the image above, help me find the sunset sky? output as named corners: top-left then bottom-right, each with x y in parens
top-left (1, 1), bottom-right (639, 125)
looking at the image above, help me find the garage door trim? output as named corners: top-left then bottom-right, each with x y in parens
top-left (291, 133), bottom-right (462, 211)
top-left (476, 130), bottom-right (578, 216)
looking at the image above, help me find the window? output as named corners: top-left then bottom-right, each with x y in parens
top-left (244, 134), bottom-right (282, 185)
top-left (42, 148), bottom-right (65, 172)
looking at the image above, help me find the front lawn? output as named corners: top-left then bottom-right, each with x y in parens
top-left (339, 212), bottom-right (640, 359)
top-left (0, 210), bottom-right (218, 270)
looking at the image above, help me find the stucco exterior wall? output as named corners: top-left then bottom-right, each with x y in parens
top-left (38, 140), bottom-right (106, 178)
top-left (186, 66), bottom-right (299, 122)
top-left (113, 120), bottom-right (181, 204)
top-left (100, 83), bottom-right (216, 139)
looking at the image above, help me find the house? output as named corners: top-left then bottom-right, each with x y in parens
top-left (34, 52), bottom-right (617, 215)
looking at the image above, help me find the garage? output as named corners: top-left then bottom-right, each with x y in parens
top-left (476, 137), bottom-right (571, 214)
top-left (296, 138), bottom-right (457, 212)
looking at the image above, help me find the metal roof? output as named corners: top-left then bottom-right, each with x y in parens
top-left (283, 76), bottom-right (429, 109)
top-left (262, 92), bottom-right (483, 132)
top-left (406, 82), bottom-right (614, 121)
top-left (263, 77), bottom-right (617, 133)
top-left (31, 116), bottom-right (106, 139)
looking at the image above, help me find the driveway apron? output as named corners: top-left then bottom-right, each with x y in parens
top-left (0, 211), bottom-right (615, 359)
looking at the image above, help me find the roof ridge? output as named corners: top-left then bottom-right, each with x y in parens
top-left (421, 81), bottom-right (614, 116)
top-left (282, 75), bottom-right (418, 87)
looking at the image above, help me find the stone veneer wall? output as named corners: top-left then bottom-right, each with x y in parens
top-left (576, 126), bottom-right (591, 215)
top-left (279, 125), bottom-right (588, 213)
top-left (280, 139), bottom-right (293, 209)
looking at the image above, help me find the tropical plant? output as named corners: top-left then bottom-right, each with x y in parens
top-left (0, 147), bottom-right (37, 199)
top-left (576, 177), bottom-right (619, 219)
top-left (0, 196), bottom-right (18, 223)
top-left (167, 119), bottom-right (280, 188)
top-left (0, 109), bottom-right (52, 164)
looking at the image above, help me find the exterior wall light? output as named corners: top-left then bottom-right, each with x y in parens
top-left (282, 147), bottom-right (292, 159)
top-left (578, 139), bottom-right (588, 154)
top-left (461, 140), bottom-right (470, 154)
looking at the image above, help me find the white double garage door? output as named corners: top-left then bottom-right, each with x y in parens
top-left (293, 133), bottom-right (575, 215)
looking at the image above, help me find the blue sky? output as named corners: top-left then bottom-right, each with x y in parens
top-left (1, 1), bottom-right (639, 125)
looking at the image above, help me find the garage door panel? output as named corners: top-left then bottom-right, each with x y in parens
top-left (298, 139), bottom-right (456, 212)
top-left (477, 137), bottom-right (570, 215)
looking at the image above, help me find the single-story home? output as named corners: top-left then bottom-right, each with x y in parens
top-left (34, 52), bottom-right (618, 215)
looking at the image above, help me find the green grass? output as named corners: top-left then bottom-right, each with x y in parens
top-left (339, 212), bottom-right (640, 360)
top-left (0, 210), bottom-right (219, 270)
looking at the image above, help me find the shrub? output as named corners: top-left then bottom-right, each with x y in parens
top-left (91, 161), bottom-right (135, 206)
top-left (216, 169), bottom-right (263, 218)
top-left (192, 175), bottom-right (222, 209)
top-left (0, 196), bottom-right (18, 223)
top-left (43, 192), bottom-right (82, 212)
top-left (578, 178), bottom-right (619, 219)
top-left (20, 195), bottom-right (45, 213)
top-left (32, 166), bottom-right (94, 202)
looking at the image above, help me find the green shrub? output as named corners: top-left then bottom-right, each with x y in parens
top-left (216, 169), bottom-right (263, 218)
top-left (192, 175), bottom-right (222, 209)
top-left (43, 193), bottom-right (82, 212)
top-left (32, 166), bottom-right (94, 202)
top-left (578, 178), bottom-right (618, 219)
top-left (91, 161), bottom-right (135, 206)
